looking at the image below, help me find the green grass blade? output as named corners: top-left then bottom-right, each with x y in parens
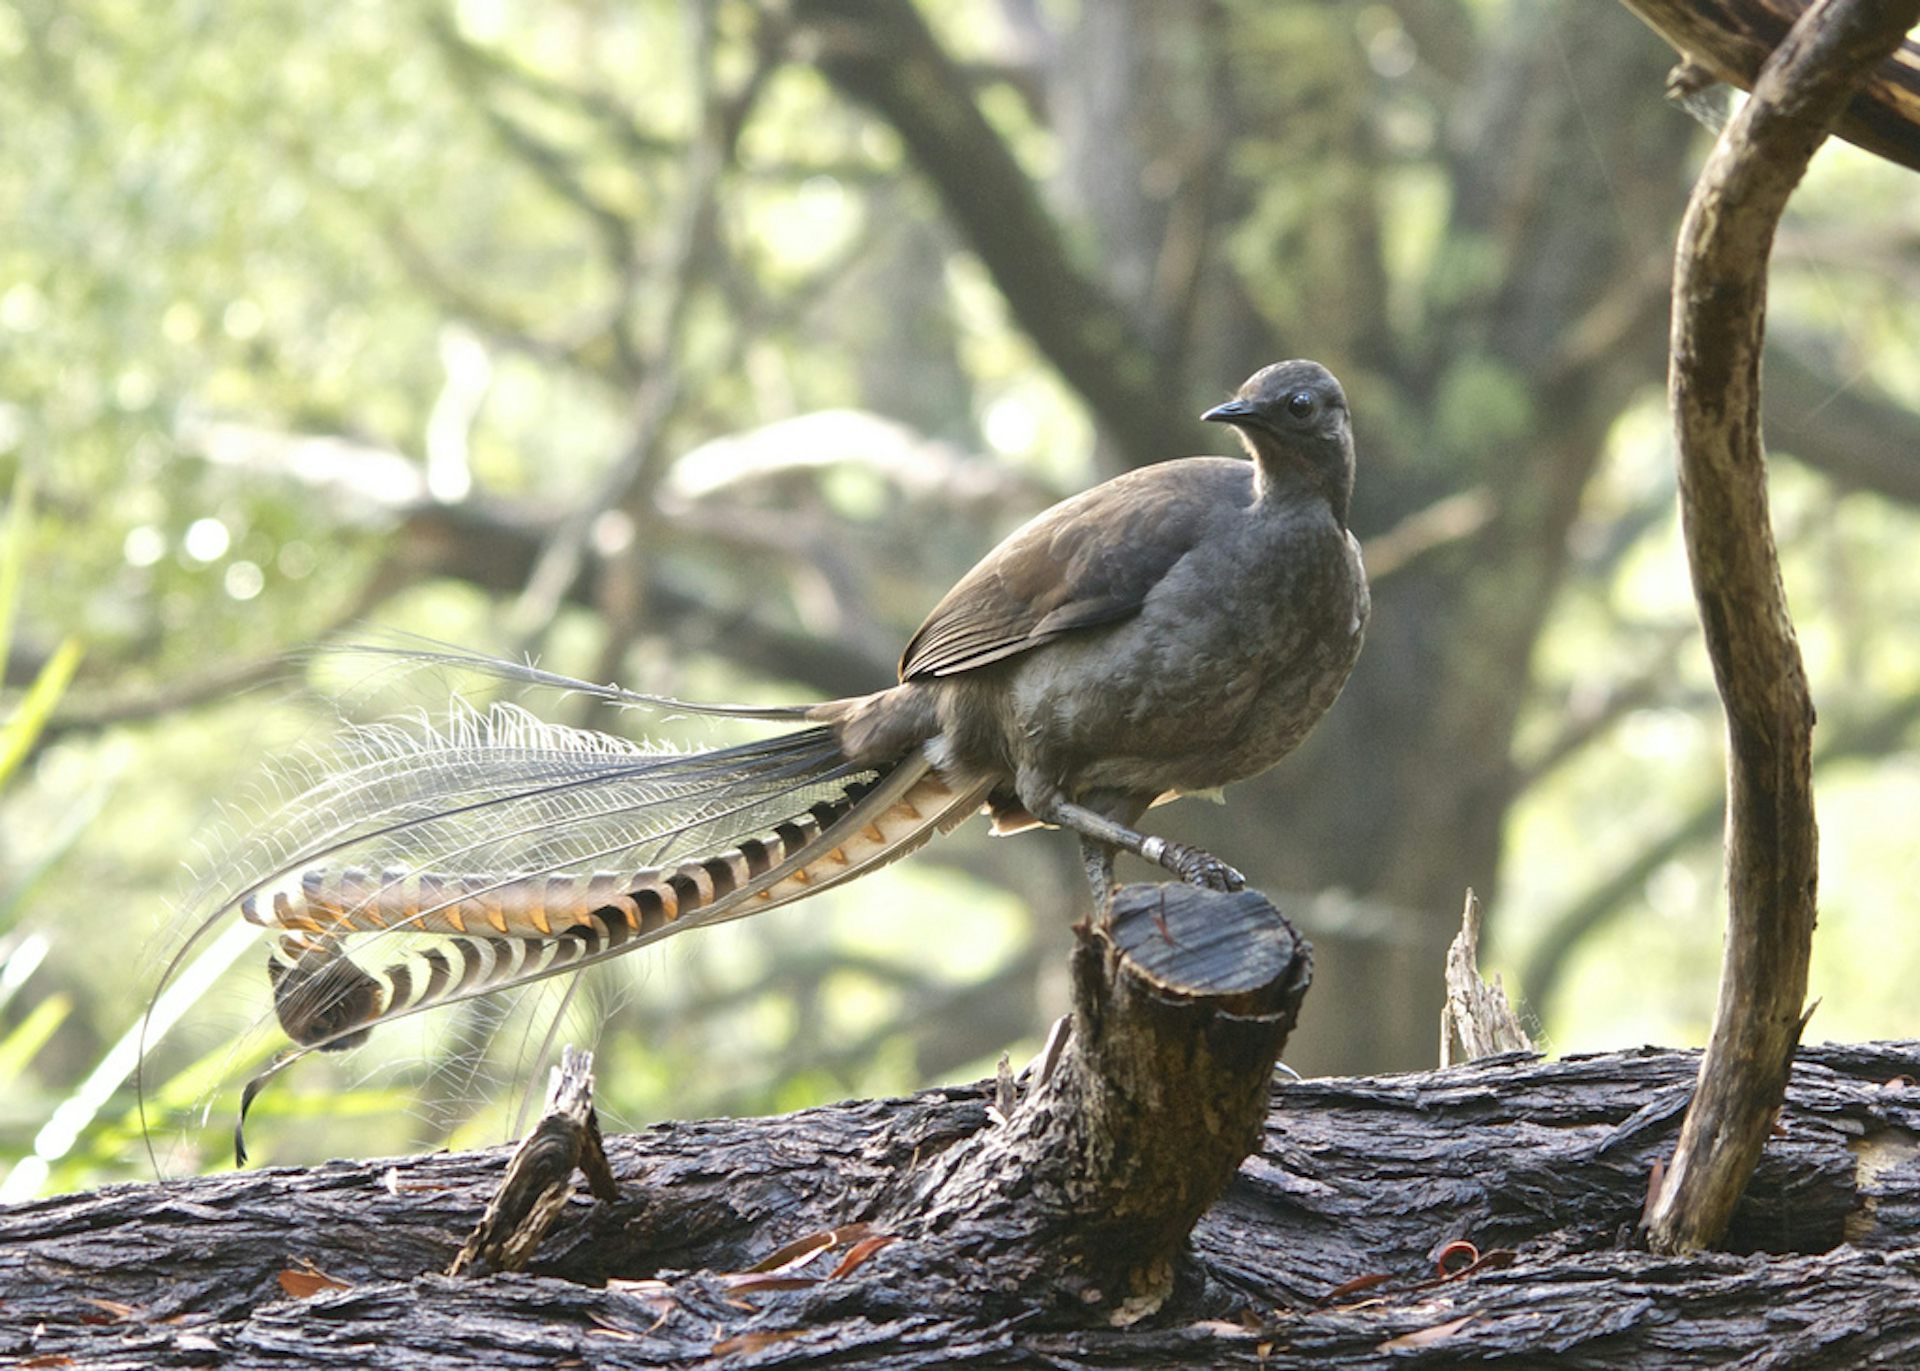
top-left (0, 637), bottom-right (83, 790)
top-left (0, 993), bottom-right (72, 1088)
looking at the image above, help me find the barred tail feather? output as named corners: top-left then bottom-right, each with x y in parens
top-left (260, 754), bottom-right (984, 1054)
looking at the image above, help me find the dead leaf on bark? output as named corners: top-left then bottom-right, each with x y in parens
top-left (76, 1297), bottom-right (138, 1323)
top-left (1433, 1240), bottom-right (1480, 1278)
top-left (277, 1260), bottom-right (352, 1298)
top-left (1377, 1314), bottom-right (1476, 1351)
top-left (713, 1328), bottom-right (807, 1355)
top-left (717, 1273), bottom-right (822, 1293)
top-left (827, 1233), bottom-right (897, 1279)
top-left (1321, 1272), bottom-right (1394, 1303)
top-left (1434, 1247), bottom-right (1516, 1284)
top-left (743, 1221), bottom-right (878, 1275)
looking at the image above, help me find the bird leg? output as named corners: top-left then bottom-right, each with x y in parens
top-left (1079, 836), bottom-right (1118, 917)
top-left (1045, 800), bottom-right (1247, 896)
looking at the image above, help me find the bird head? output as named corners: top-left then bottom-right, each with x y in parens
top-left (1202, 361), bottom-right (1355, 526)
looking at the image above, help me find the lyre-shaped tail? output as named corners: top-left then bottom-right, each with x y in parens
top-left (251, 745), bottom-right (984, 1052)
top-left (146, 671), bottom-right (988, 1163)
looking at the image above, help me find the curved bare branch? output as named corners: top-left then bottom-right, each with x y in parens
top-left (1647, 0), bottom-right (1920, 1256)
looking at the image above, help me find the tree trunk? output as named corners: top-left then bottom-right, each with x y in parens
top-left (7, 1041), bottom-right (1919, 1367)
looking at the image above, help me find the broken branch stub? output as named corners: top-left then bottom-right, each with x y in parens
top-left (448, 1045), bottom-right (616, 1277)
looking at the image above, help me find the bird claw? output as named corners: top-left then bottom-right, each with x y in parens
top-left (1166, 843), bottom-right (1246, 892)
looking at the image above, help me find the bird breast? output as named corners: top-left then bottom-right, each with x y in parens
top-left (999, 504), bottom-right (1367, 799)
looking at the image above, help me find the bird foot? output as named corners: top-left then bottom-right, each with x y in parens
top-left (1144, 838), bottom-right (1245, 891)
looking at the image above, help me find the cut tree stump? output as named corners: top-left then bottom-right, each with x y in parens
top-left (866, 882), bottom-right (1312, 1323)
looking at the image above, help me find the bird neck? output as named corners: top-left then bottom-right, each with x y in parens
top-left (1245, 433), bottom-right (1355, 528)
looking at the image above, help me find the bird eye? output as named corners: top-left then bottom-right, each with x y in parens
top-left (1286, 390), bottom-right (1317, 419)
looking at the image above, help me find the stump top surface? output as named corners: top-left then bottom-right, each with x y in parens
top-left (1108, 883), bottom-right (1295, 997)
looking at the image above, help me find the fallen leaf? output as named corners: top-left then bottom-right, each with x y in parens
top-left (744, 1224), bottom-right (868, 1275)
top-left (1378, 1315), bottom-right (1475, 1352)
top-left (827, 1233), bottom-right (896, 1280)
top-left (1433, 1247), bottom-right (1516, 1285)
top-left (1432, 1240), bottom-right (1479, 1279)
top-left (1326, 1298), bottom-right (1391, 1315)
top-left (1322, 1272), bottom-right (1393, 1302)
top-left (717, 1274), bottom-right (820, 1293)
top-left (713, 1329), bottom-right (806, 1355)
top-left (741, 1231), bottom-right (834, 1275)
top-left (278, 1262), bottom-right (352, 1298)
top-left (1641, 1156), bottom-right (1668, 1228)
top-left (589, 1301), bottom-right (677, 1339)
top-left (1472, 1249), bottom-right (1516, 1274)
top-left (79, 1297), bottom-right (139, 1321)
top-left (1185, 1319), bottom-right (1262, 1337)
top-left (607, 1277), bottom-right (673, 1296)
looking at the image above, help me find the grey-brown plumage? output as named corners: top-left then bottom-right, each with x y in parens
top-left (814, 358), bottom-right (1369, 898)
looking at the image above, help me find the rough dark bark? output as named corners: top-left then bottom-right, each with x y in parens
top-left (1652, 0), bottom-right (1920, 1255)
top-left (5, 1043), bottom-right (1920, 1367)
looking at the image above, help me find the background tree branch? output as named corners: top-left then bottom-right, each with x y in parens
top-left (789, 0), bottom-right (1197, 470)
top-left (1521, 689), bottom-right (1920, 1023)
top-left (1621, 0), bottom-right (1920, 170)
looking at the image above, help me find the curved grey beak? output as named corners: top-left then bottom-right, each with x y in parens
top-left (1201, 398), bottom-right (1255, 425)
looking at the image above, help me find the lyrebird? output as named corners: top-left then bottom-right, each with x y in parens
top-left (160, 360), bottom-right (1367, 1153)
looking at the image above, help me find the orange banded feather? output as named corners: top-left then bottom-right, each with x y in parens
top-left (259, 761), bottom-right (984, 1050)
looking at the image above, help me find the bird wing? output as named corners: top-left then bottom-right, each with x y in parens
top-left (899, 457), bottom-right (1252, 680)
